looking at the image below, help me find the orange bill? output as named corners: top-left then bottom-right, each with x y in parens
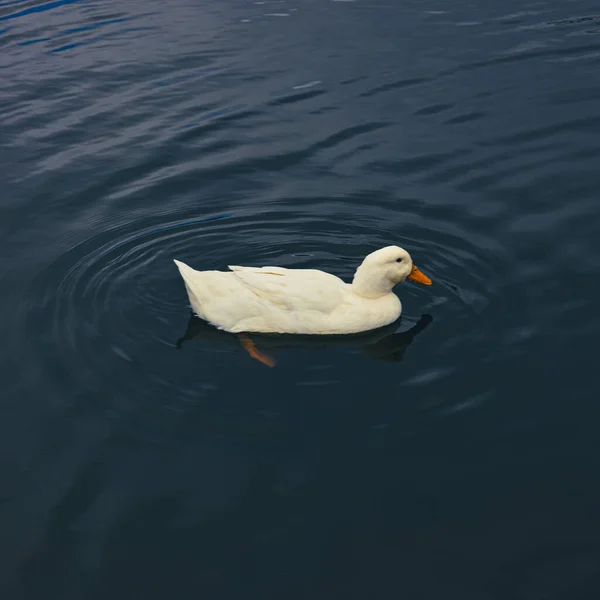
top-left (408, 265), bottom-right (432, 286)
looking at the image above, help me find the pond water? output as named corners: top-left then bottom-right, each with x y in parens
top-left (2, 0), bottom-right (600, 598)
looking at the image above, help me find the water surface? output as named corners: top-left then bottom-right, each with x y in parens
top-left (2, 0), bottom-right (600, 598)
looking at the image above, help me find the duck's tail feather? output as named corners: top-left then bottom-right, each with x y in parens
top-left (173, 259), bottom-right (197, 281)
top-left (174, 260), bottom-right (205, 317)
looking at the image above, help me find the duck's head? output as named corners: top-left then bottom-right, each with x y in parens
top-left (352, 246), bottom-right (432, 298)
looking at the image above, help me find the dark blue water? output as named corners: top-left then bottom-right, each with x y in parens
top-left (2, 0), bottom-right (600, 598)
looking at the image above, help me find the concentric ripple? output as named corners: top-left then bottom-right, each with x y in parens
top-left (16, 202), bottom-right (503, 421)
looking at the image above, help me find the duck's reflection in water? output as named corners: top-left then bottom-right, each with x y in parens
top-left (176, 313), bottom-right (433, 366)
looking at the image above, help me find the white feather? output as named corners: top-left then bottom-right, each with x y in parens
top-left (173, 246), bottom-right (430, 335)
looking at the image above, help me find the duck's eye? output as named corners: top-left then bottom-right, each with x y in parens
top-left (395, 258), bottom-right (403, 263)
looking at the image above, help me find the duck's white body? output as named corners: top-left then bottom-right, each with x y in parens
top-left (174, 246), bottom-right (431, 335)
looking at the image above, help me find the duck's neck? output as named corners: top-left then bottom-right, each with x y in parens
top-left (351, 265), bottom-right (393, 299)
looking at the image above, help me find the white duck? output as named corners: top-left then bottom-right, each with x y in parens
top-left (174, 246), bottom-right (431, 366)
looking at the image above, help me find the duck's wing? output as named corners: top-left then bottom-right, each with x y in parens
top-left (228, 266), bottom-right (346, 314)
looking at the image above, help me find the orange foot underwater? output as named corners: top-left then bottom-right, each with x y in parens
top-left (237, 333), bottom-right (276, 368)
